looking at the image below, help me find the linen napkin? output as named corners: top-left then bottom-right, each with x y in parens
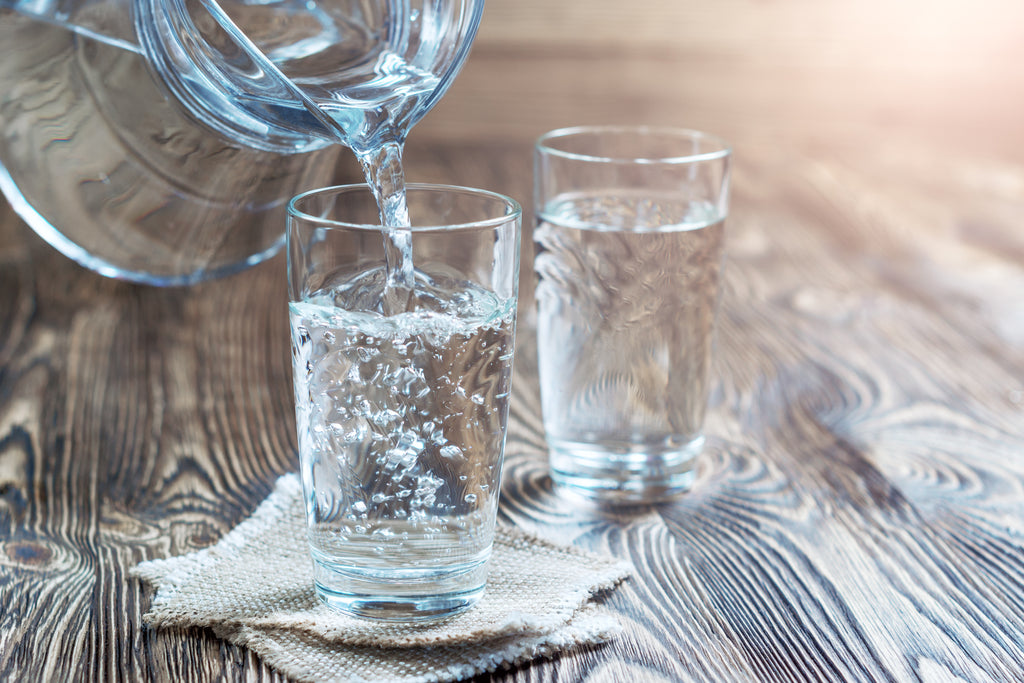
top-left (131, 474), bottom-right (632, 683)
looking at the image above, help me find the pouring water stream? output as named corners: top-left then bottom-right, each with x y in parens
top-left (193, 0), bottom-right (425, 312)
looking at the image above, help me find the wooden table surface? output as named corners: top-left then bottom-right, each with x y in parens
top-left (3, 1), bottom-right (1024, 681)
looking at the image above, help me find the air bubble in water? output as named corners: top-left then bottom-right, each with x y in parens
top-left (371, 408), bottom-right (400, 426)
top-left (343, 422), bottom-right (368, 443)
top-left (439, 445), bottom-right (463, 459)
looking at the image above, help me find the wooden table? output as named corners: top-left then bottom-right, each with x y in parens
top-left (3, 1), bottom-right (1024, 680)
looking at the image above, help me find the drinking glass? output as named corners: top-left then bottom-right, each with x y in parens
top-left (287, 184), bottom-right (521, 621)
top-left (533, 126), bottom-right (731, 504)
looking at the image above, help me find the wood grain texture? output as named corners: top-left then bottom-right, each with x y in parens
top-left (2, 0), bottom-right (1024, 681)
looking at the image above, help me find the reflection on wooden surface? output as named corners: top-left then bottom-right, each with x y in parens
top-left (1, 0), bottom-right (1023, 681)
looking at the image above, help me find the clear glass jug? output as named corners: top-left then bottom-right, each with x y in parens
top-left (0, 0), bottom-right (483, 285)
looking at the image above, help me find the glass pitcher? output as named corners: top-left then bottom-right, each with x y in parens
top-left (0, 0), bottom-right (483, 285)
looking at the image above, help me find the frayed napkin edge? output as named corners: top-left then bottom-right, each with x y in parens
top-left (130, 473), bottom-right (636, 648)
top-left (262, 555), bottom-right (632, 648)
top-left (129, 476), bottom-right (304, 624)
top-left (216, 606), bottom-right (623, 683)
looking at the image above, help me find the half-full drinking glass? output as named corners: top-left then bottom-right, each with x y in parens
top-left (534, 126), bottom-right (730, 504)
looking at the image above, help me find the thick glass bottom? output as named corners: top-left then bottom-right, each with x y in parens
top-left (311, 552), bottom-right (490, 622)
top-left (548, 435), bottom-right (703, 505)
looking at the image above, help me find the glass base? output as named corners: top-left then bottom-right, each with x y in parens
top-left (311, 553), bottom-right (489, 622)
top-left (548, 435), bottom-right (703, 505)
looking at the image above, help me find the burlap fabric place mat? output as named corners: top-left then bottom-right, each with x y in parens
top-left (131, 474), bottom-right (632, 683)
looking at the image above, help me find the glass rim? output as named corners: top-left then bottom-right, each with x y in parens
top-left (535, 125), bottom-right (731, 164)
top-left (287, 183), bottom-right (523, 232)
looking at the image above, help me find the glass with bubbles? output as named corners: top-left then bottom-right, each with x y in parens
top-left (288, 184), bottom-right (521, 621)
